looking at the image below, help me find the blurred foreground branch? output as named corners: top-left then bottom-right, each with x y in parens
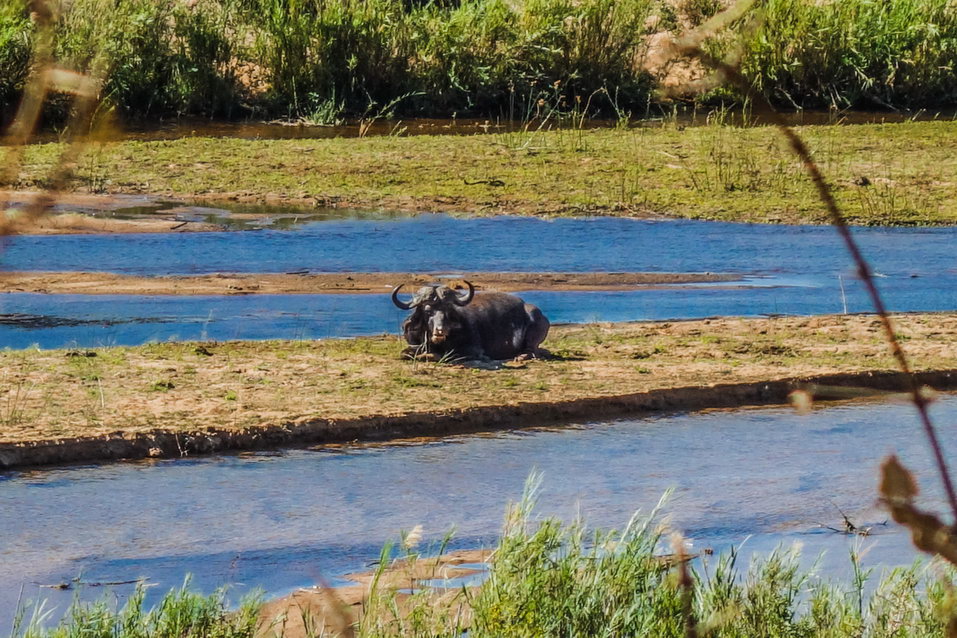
top-left (0, 0), bottom-right (107, 236)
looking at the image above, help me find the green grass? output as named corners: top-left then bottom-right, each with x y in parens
top-left (14, 482), bottom-right (957, 637)
top-left (12, 119), bottom-right (957, 225)
top-left (0, 0), bottom-right (657, 122)
top-left (723, 0), bottom-right (957, 110)
top-left (12, 581), bottom-right (261, 638)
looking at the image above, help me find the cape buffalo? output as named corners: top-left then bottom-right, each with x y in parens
top-left (391, 281), bottom-right (549, 361)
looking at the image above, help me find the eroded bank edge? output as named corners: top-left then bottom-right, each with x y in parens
top-left (2, 368), bottom-right (954, 470)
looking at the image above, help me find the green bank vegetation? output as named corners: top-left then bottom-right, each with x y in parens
top-left (13, 486), bottom-right (957, 637)
top-left (2, 0), bottom-right (957, 122)
top-left (11, 582), bottom-right (261, 638)
top-left (10, 119), bottom-right (957, 225)
top-left (363, 484), bottom-right (956, 636)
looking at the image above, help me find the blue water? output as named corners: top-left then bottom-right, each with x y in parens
top-left (0, 278), bottom-right (952, 349)
top-left (2, 396), bottom-right (954, 627)
top-left (1, 216), bottom-right (956, 348)
top-left (1, 216), bottom-right (954, 275)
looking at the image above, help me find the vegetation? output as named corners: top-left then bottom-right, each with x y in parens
top-left (728, 0), bottom-right (957, 110)
top-left (361, 483), bottom-right (957, 637)
top-left (1, 0), bottom-right (659, 123)
top-left (8, 119), bottom-right (957, 225)
top-left (14, 486), bottom-right (957, 637)
top-left (12, 582), bottom-right (261, 638)
top-left (3, 0), bottom-right (957, 123)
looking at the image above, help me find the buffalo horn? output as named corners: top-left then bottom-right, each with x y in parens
top-left (453, 280), bottom-right (475, 306)
top-left (391, 284), bottom-right (415, 310)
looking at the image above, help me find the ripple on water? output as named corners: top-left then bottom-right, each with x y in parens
top-left (2, 216), bottom-right (956, 347)
top-left (1, 395), bottom-right (953, 626)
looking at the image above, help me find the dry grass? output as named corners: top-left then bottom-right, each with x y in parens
top-left (1, 312), bottom-right (955, 445)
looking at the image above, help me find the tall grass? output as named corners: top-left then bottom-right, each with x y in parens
top-left (238, 0), bottom-right (656, 119)
top-left (0, 2), bottom-right (30, 119)
top-left (1, 0), bottom-right (659, 123)
top-left (728, 0), bottom-right (957, 110)
top-left (350, 481), bottom-right (957, 636)
top-left (460, 486), bottom-right (954, 637)
top-left (1, 0), bottom-right (242, 124)
top-left (4, 0), bottom-right (957, 123)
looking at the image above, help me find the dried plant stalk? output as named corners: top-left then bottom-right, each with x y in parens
top-left (1, 0), bottom-right (108, 236)
top-left (663, 0), bottom-right (957, 526)
top-left (880, 456), bottom-right (957, 565)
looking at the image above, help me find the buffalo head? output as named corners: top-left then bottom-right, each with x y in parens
top-left (391, 282), bottom-right (474, 349)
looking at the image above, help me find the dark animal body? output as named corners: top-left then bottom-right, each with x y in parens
top-left (392, 282), bottom-right (549, 361)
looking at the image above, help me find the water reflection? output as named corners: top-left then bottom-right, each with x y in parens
top-left (19, 110), bottom-right (956, 144)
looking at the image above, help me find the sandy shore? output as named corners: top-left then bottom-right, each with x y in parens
top-left (1, 312), bottom-right (954, 469)
top-left (0, 270), bottom-right (738, 295)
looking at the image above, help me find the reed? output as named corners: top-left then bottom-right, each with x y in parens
top-left (4, 0), bottom-right (957, 122)
top-left (0, 2), bottom-right (30, 117)
top-left (729, 0), bottom-right (957, 110)
top-left (1, 0), bottom-right (242, 123)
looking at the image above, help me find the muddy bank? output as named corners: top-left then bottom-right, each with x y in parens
top-left (0, 271), bottom-right (737, 295)
top-left (2, 368), bottom-right (954, 470)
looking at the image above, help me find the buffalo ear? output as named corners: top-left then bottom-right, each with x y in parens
top-left (391, 284), bottom-right (415, 310)
top-left (453, 280), bottom-right (475, 306)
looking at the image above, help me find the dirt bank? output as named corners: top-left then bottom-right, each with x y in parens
top-left (2, 368), bottom-right (954, 471)
top-left (2, 313), bottom-right (956, 469)
top-left (0, 271), bottom-right (738, 295)
top-left (1, 191), bottom-right (224, 234)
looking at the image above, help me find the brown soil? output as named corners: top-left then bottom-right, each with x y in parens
top-left (257, 549), bottom-right (489, 638)
top-left (2, 313), bottom-right (956, 469)
top-left (0, 270), bottom-right (737, 295)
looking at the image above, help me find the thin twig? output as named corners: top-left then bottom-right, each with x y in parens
top-left (668, 1), bottom-right (957, 525)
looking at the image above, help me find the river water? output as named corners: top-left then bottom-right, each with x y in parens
top-left (1, 216), bottom-right (956, 348)
top-left (2, 395), bottom-right (955, 626)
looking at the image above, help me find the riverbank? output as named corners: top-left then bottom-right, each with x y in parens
top-left (9, 120), bottom-right (957, 226)
top-left (1, 312), bottom-right (955, 468)
top-left (0, 271), bottom-right (736, 295)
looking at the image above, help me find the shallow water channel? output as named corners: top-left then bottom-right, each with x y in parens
top-left (24, 110), bottom-right (948, 144)
top-left (2, 216), bottom-right (957, 348)
top-left (2, 395), bottom-right (955, 625)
